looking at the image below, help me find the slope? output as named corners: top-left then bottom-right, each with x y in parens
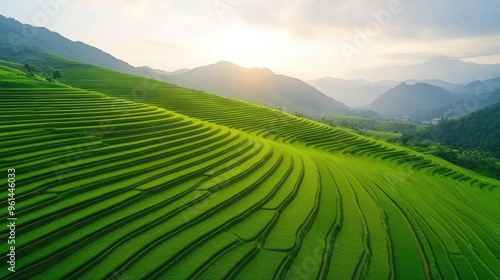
top-left (455, 76), bottom-right (500, 95)
top-left (424, 102), bottom-right (500, 158)
top-left (0, 17), bottom-right (348, 116)
top-left (367, 82), bottom-right (460, 116)
top-left (0, 58), bottom-right (499, 280)
top-left (163, 61), bottom-right (349, 115)
top-left (411, 87), bottom-right (500, 121)
top-left (0, 15), bottom-right (183, 79)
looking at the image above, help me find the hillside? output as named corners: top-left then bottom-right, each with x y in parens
top-left (367, 82), bottom-right (460, 116)
top-left (0, 54), bottom-right (499, 279)
top-left (456, 76), bottom-right (500, 95)
top-left (405, 79), bottom-right (466, 92)
top-left (0, 16), bottom-right (348, 115)
top-left (424, 103), bottom-right (500, 158)
top-left (163, 61), bottom-right (349, 115)
top-left (412, 87), bottom-right (500, 121)
top-left (0, 15), bottom-right (184, 79)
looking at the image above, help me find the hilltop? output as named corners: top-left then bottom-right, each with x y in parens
top-left (163, 61), bottom-right (349, 115)
top-left (367, 82), bottom-right (460, 116)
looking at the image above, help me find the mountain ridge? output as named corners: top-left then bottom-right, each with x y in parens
top-left (367, 82), bottom-right (460, 116)
top-left (163, 60), bottom-right (349, 115)
top-left (354, 58), bottom-right (500, 83)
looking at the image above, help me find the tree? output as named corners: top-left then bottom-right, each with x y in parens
top-left (24, 63), bottom-right (40, 76)
top-left (53, 70), bottom-right (62, 80)
top-left (44, 67), bottom-right (62, 82)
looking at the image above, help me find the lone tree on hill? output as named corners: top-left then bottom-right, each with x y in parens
top-left (24, 63), bottom-right (40, 77)
top-left (53, 69), bottom-right (62, 80)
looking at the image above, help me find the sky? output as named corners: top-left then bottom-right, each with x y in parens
top-left (1, 0), bottom-right (500, 80)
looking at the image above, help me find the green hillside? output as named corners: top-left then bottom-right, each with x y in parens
top-left (409, 103), bottom-right (500, 179)
top-left (424, 103), bottom-right (500, 158)
top-left (0, 58), bottom-right (499, 280)
top-left (0, 15), bottom-right (144, 76)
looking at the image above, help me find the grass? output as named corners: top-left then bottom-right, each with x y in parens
top-left (0, 57), bottom-right (499, 280)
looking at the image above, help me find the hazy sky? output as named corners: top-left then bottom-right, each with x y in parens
top-left (1, 0), bottom-right (500, 80)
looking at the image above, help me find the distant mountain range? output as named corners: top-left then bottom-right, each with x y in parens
top-left (307, 77), bottom-right (390, 108)
top-left (366, 82), bottom-right (462, 116)
top-left (354, 75), bottom-right (500, 118)
top-left (456, 76), bottom-right (500, 95)
top-left (163, 61), bottom-right (349, 114)
top-left (2, 14), bottom-right (500, 118)
top-left (307, 77), bottom-right (466, 108)
top-left (354, 59), bottom-right (500, 84)
top-left (411, 79), bottom-right (500, 121)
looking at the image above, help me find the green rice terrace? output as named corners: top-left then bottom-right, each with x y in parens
top-left (0, 57), bottom-right (499, 280)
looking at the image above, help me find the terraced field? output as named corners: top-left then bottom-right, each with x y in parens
top-left (0, 59), bottom-right (499, 280)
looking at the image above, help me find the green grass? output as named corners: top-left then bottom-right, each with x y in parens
top-left (0, 58), bottom-right (499, 280)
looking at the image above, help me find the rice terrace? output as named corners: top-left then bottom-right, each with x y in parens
top-left (1, 2), bottom-right (500, 280)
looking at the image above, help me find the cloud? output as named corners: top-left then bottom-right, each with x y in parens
top-left (230, 0), bottom-right (500, 40)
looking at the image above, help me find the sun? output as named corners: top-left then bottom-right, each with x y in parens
top-left (204, 25), bottom-right (286, 68)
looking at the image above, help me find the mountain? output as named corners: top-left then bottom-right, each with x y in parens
top-left (0, 15), bottom-right (187, 79)
top-left (163, 61), bottom-right (349, 115)
top-left (307, 77), bottom-right (391, 107)
top-left (456, 76), bottom-right (500, 95)
top-left (307, 77), bottom-right (466, 108)
top-left (354, 59), bottom-right (500, 84)
top-left (0, 16), bottom-right (345, 114)
top-left (404, 79), bottom-right (466, 92)
top-left (367, 82), bottom-right (460, 116)
top-left (411, 87), bottom-right (500, 121)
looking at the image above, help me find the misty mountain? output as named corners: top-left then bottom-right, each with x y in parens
top-left (411, 87), bottom-right (500, 121)
top-left (367, 82), bottom-right (460, 116)
top-left (404, 79), bottom-right (466, 92)
top-left (354, 59), bottom-right (500, 84)
top-left (307, 77), bottom-right (391, 108)
top-left (0, 15), bottom-right (184, 79)
top-left (456, 76), bottom-right (500, 95)
top-left (164, 61), bottom-right (349, 115)
top-left (307, 77), bottom-right (466, 108)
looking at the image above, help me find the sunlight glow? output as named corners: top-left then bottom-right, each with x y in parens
top-left (205, 26), bottom-right (287, 69)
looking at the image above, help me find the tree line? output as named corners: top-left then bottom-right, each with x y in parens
top-left (24, 63), bottom-right (62, 82)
